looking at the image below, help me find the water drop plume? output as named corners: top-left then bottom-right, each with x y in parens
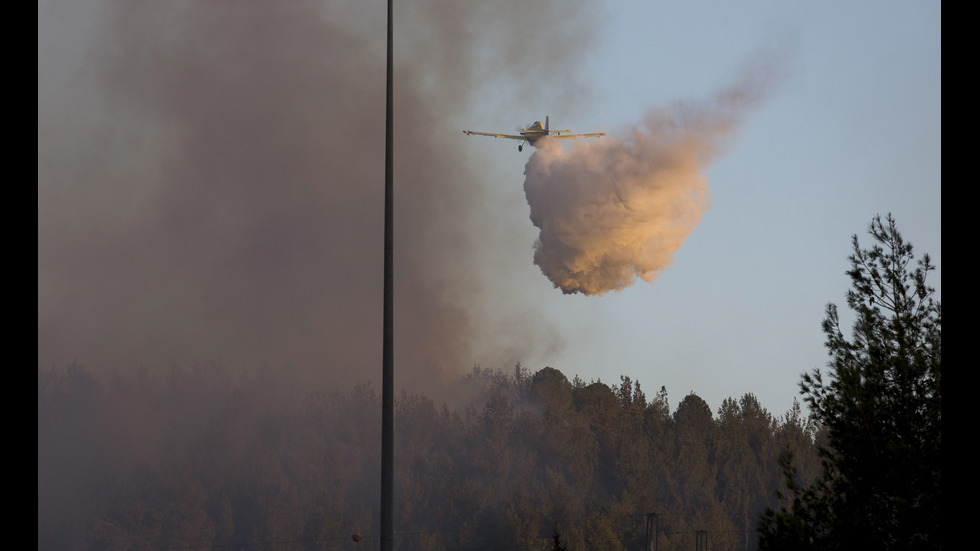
top-left (523, 63), bottom-right (779, 296)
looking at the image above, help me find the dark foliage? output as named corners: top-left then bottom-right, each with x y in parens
top-left (40, 362), bottom-right (823, 550)
top-left (552, 525), bottom-right (568, 551)
top-left (759, 214), bottom-right (941, 550)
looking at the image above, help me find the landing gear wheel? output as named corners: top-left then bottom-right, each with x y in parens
top-left (518, 144), bottom-right (523, 152)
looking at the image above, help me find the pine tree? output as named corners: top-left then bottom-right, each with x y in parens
top-left (759, 214), bottom-right (941, 550)
top-left (552, 526), bottom-right (568, 551)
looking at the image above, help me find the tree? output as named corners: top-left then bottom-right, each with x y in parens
top-left (552, 525), bottom-right (568, 551)
top-left (759, 214), bottom-right (941, 550)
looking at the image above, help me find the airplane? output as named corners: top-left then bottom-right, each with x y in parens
top-left (463, 116), bottom-right (606, 152)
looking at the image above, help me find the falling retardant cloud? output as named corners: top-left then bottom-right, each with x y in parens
top-left (523, 60), bottom-right (781, 296)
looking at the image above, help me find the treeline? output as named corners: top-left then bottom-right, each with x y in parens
top-left (39, 362), bottom-right (820, 551)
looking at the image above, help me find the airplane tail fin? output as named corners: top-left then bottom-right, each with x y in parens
top-left (546, 116), bottom-right (549, 132)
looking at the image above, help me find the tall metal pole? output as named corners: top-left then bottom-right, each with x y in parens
top-left (644, 513), bottom-right (659, 551)
top-left (381, 0), bottom-right (394, 549)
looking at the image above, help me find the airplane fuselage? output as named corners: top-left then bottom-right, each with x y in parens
top-left (520, 121), bottom-right (547, 142)
top-left (521, 131), bottom-right (548, 143)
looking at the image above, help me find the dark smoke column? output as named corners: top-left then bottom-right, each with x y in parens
top-left (381, 0), bottom-right (394, 550)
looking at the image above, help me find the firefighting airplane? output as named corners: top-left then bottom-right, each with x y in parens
top-left (463, 116), bottom-right (605, 152)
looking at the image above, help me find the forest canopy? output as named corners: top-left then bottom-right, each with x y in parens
top-left (39, 362), bottom-right (819, 551)
top-left (38, 216), bottom-right (939, 551)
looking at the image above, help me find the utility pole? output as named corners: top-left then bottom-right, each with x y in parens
top-left (380, 0), bottom-right (394, 549)
top-left (644, 513), bottom-right (659, 551)
top-left (695, 529), bottom-right (707, 551)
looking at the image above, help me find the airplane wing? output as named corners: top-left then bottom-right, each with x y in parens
top-left (552, 132), bottom-right (606, 140)
top-left (463, 130), bottom-right (526, 140)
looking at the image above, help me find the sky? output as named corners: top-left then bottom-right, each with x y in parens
top-left (38, 0), bottom-right (940, 419)
top-left (469, 0), bottom-right (941, 417)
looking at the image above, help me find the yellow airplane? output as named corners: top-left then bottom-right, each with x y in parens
top-left (463, 116), bottom-right (606, 152)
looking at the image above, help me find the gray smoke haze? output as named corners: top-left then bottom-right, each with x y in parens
top-left (523, 63), bottom-right (779, 295)
top-left (38, 0), bottom-right (598, 394)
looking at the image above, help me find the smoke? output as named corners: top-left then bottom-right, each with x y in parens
top-left (523, 63), bottom-right (779, 296)
top-left (38, 0), bottom-right (598, 394)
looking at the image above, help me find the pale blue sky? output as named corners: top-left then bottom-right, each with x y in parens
top-left (467, 0), bottom-right (941, 416)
